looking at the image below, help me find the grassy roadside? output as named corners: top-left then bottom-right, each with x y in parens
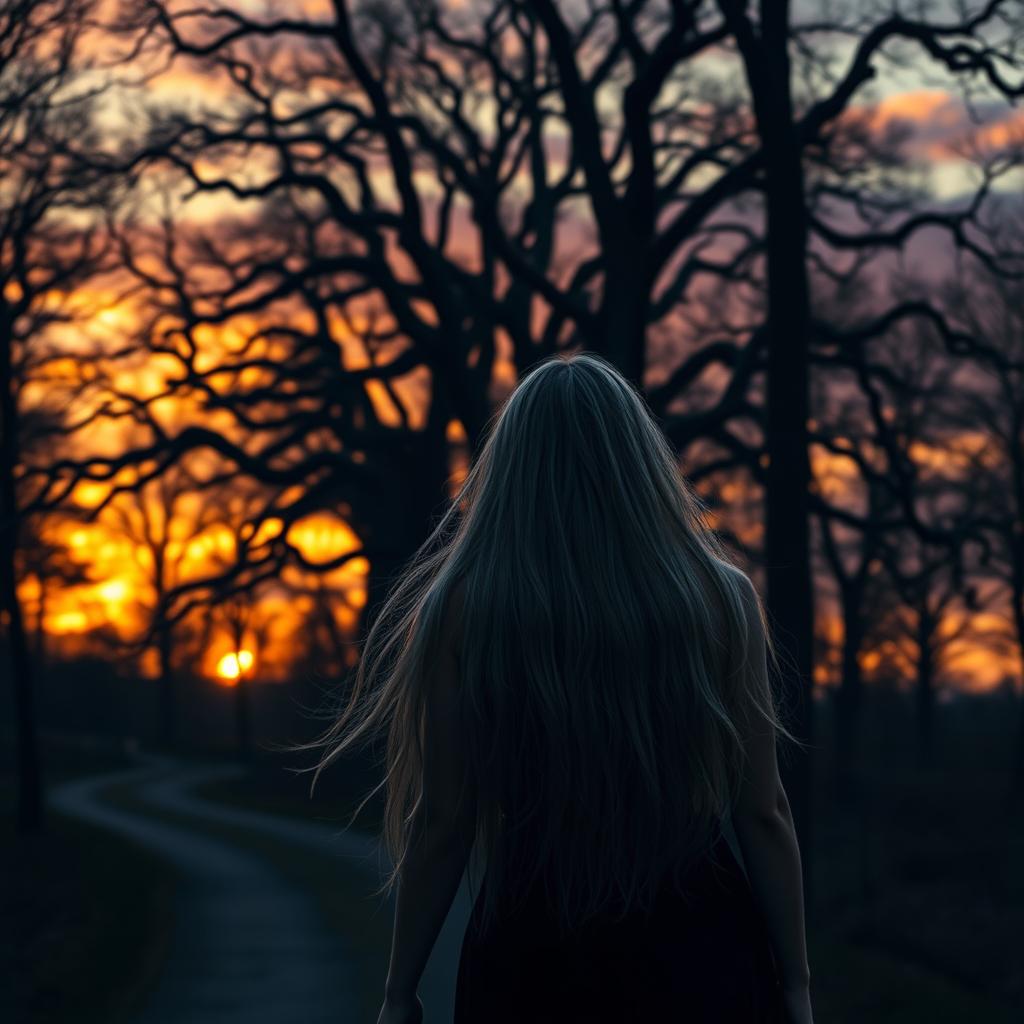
top-left (1, 750), bottom-right (177, 1024)
top-left (805, 930), bottom-right (1016, 1024)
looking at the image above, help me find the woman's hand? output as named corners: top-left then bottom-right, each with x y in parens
top-left (376, 992), bottom-right (423, 1024)
top-left (782, 983), bottom-right (813, 1024)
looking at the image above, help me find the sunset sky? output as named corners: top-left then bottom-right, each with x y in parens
top-left (15, 1), bottom-right (1022, 692)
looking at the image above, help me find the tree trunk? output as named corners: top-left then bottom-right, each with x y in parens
top-left (1010, 586), bottom-right (1024, 796)
top-left (834, 598), bottom-right (864, 802)
top-left (157, 620), bottom-right (177, 749)
top-left (916, 614), bottom-right (935, 770)
top-left (234, 674), bottom-right (252, 760)
top-left (358, 389), bottom-right (453, 639)
top-left (1015, 655), bottom-right (1024, 800)
top-left (745, 5), bottom-right (816, 899)
top-left (599, 255), bottom-right (647, 388)
top-left (1, 307), bottom-right (44, 833)
top-left (1010, 413), bottom-right (1024, 797)
top-left (33, 577), bottom-right (46, 671)
top-left (0, 531), bottom-right (43, 833)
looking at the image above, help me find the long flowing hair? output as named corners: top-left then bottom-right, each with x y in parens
top-left (300, 351), bottom-right (796, 937)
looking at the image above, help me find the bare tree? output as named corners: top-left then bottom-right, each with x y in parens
top-left (944, 256), bottom-right (1024, 792)
top-left (87, 461), bottom-right (226, 745)
top-left (25, 3), bottom-right (1024, 878)
top-left (0, 0), bottom-right (125, 832)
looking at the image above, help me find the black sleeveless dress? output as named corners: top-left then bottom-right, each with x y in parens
top-left (453, 828), bottom-right (785, 1023)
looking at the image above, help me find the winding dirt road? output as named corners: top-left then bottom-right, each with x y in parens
top-left (48, 755), bottom-right (474, 1023)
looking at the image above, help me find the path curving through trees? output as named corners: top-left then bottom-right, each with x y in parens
top-left (48, 755), bottom-right (474, 1023)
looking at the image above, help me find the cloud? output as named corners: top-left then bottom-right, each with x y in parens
top-left (848, 89), bottom-right (1024, 162)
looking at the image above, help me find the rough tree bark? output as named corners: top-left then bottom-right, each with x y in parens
top-left (1, 304), bottom-right (44, 833)
top-left (835, 584), bottom-right (865, 800)
top-left (725, 0), bottom-right (816, 897)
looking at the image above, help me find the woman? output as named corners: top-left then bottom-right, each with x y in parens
top-left (306, 352), bottom-right (813, 1023)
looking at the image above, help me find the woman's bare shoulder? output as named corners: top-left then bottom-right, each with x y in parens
top-left (712, 557), bottom-right (756, 601)
top-left (702, 557), bottom-right (759, 646)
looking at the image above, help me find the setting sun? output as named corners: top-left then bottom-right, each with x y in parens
top-left (216, 649), bottom-right (255, 683)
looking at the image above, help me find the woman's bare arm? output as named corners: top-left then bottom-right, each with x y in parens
top-left (731, 574), bottom-right (812, 1000)
top-left (382, 591), bottom-right (476, 1007)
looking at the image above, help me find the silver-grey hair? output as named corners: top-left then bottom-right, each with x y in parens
top-left (302, 351), bottom-right (794, 937)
